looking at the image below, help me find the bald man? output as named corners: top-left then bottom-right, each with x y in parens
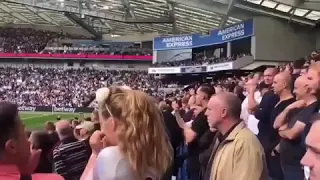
top-left (272, 72), bottom-right (292, 95)
top-left (53, 120), bottom-right (91, 179)
top-left (273, 76), bottom-right (319, 180)
top-left (203, 92), bottom-right (268, 180)
top-left (264, 73), bottom-right (295, 180)
top-left (55, 120), bottom-right (73, 140)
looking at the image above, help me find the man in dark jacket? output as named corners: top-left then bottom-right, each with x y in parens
top-left (160, 102), bottom-right (184, 179)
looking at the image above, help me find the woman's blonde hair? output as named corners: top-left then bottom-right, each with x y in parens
top-left (99, 86), bottom-right (173, 179)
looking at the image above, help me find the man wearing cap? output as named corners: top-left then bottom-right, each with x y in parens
top-left (75, 121), bottom-right (95, 141)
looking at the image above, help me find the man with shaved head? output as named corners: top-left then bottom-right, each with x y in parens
top-left (203, 92), bottom-right (268, 180)
top-left (55, 120), bottom-right (73, 140)
top-left (263, 72), bottom-right (296, 180)
top-left (53, 120), bottom-right (91, 180)
top-left (273, 76), bottom-right (318, 180)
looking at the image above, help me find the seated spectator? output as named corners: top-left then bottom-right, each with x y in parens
top-left (81, 86), bottom-right (173, 180)
top-left (53, 120), bottom-right (91, 180)
top-left (0, 101), bottom-right (63, 180)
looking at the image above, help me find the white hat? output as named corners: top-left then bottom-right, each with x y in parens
top-left (96, 87), bottom-right (110, 104)
top-left (76, 121), bottom-right (95, 132)
top-left (121, 85), bottom-right (132, 90)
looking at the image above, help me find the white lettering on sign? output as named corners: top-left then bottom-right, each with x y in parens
top-left (148, 67), bottom-right (179, 74)
top-left (162, 36), bottom-right (192, 48)
top-left (53, 107), bottom-right (76, 113)
top-left (18, 106), bottom-right (36, 112)
top-left (218, 23), bottom-right (245, 41)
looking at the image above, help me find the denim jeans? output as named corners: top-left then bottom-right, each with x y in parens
top-left (282, 165), bottom-right (304, 180)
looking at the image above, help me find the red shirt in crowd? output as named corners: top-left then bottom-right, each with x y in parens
top-left (0, 164), bottom-right (64, 180)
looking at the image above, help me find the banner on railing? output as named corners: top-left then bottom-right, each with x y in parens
top-left (148, 62), bottom-right (234, 74)
top-left (18, 106), bottom-right (94, 113)
top-left (207, 62), bottom-right (233, 72)
top-left (180, 66), bottom-right (207, 73)
top-left (148, 67), bottom-right (181, 74)
top-left (0, 53), bottom-right (152, 61)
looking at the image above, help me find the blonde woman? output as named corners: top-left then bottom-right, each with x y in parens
top-left (81, 86), bottom-right (173, 180)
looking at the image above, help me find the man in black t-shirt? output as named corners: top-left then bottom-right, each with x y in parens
top-left (275, 76), bottom-right (318, 180)
top-left (268, 72), bottom-right (295, 180)
top-left (184, 85), bottom-right (215, 180)
top-left (253, 68), bottom-right (280, 149)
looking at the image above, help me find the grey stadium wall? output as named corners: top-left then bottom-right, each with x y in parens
top-left (253, 16), bottom-right (316, 61)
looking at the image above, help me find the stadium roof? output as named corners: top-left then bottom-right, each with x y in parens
top-left (1, 0), bottom-right (320, 36)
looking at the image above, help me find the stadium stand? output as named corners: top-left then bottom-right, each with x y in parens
top-left (1, 0), bottom-right (320, 180)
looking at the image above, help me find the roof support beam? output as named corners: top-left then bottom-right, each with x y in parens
top-left (4, 0), bottom-right (173, 23)
top-left (132, 3), bottom-right (168, 9)
top-left (64, 12), bottom-right (102, 39)
top-left (288, 7), bottom-right (296, 24)
top-left (237, 1), bottom-right (315, 26)
top-left (94, 3), bottom-right (168, 12)
top-left (299, 0), bottom-right (320, 11)
top-left (0, 2), bottom-right (34, 24)
top-left (25, 6), bottom-right (60, 26)
top-left (170, 0), bottom-right (315, 26)
top-left (100, 19), bottom-right (113, 31)
top-left (80, 0), bottom-right (113, 31)
top-left (272, 0), bottom-right (302, 7)
top-left (167, 1), bottom-right (178, 34)
top-left (120, 0), bottom-right (143, 33)
top-left (219, 0), bottom-right (237, 28)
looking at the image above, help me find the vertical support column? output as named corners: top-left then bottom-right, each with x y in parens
top-left (227, 42), bottom-right (231, 57)
top-left (251, 36), bottom-right (256, 59)
top-left (153, 51), bottom-right (157, 64)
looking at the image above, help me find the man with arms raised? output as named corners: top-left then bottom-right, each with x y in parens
top-left (204, 92), bottom-right (268, 180)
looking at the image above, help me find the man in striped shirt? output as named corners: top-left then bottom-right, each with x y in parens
top-left (53, 120), bottom-right (91, 180)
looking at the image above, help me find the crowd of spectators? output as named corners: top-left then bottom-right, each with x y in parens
top-left (0, 27), bottom-right (152, 56)
top-left (0, 68), bottom-right (162, 107)
top-left (152, 53), bottom-right (250, 67)
top-left (2, 26), bottom-right (320, 180)
top-left (41, 46), bottom-right (152, 56)
top-left (2, 54), bottom-right (320, 180)
top-left (0, 27), bottom-right (89, 53)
